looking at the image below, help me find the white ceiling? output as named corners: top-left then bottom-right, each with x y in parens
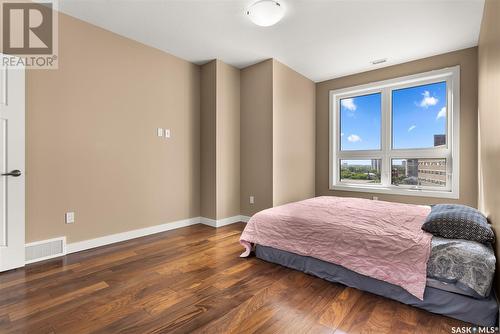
top-left (58, 0), bottom-right (485, 82)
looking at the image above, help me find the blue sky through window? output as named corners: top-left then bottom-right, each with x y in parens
top-left (392, 82), bottom-right (447, 149)
top-left (340, 93), bottom-right (381, 150)
top-left (339, 82), bottom-right (447, 151)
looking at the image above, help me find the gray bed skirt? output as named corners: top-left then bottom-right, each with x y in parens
top-left (255, 245), bottom-right (499, 326)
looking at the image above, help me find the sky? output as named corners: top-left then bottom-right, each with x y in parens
top-left (340, 93), bottom-right (381, 151)
top-left (340, 81), bottom-right (447, 151)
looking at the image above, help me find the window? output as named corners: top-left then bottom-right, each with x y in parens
top-left (330, 67), bottom-right (459, 198)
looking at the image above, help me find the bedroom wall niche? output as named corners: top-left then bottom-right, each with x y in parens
top-left (200, 61), bottom-right (217, 219)
top-left (240, 60), bottom-right (316, 216)
top-left (26, 12), bottom-right (201, 243)
top-left (478, 0), bottom-right (500, 290)
top-left (240, 60), bottom-right (274, 216)
top-left (272, 60), bottom-right (316, 206)
top-left (316, 47), bottom-right (479, 207)
top-left (200, 60), bottom-right (241, 220)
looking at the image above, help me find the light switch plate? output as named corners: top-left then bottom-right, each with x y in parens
top-left (65, 212), bottom-right (75, 224)
top-left (249, 196), bottom-right (254, 204)
top-left (165, 129), bottom-right (171, 138)
top-left (157, 128), bottom-right (164, 137)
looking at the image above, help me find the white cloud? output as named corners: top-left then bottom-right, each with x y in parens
top-left (347, 134), bottom-right (362, 142)
top-left (419, 91), bottom-right (439, 108)
top-left (436, 107), bottom-right (446, 120)
top-left (408, 125), bottom-right (416, 132)
top-left (341, 98), bottom-right (357, 111)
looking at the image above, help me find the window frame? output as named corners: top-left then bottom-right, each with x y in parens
top-left (329, 66), bottom-right (460, 199)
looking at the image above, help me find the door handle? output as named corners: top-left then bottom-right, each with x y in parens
top-left (1, 170), bottom-right (21, 177)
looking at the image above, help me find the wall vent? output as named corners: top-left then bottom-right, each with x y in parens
top-left (371, 58), bottom-right (387, 65)
top-left (25, 237), bottom-right (66, 264)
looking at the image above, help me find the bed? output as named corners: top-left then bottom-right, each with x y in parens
top-left (240, 196), bottom-right (498, 326)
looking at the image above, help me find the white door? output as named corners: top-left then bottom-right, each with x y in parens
top-left (0, 55), bottom-right (25, 272)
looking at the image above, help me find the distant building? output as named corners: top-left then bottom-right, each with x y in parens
top-left (405, 159), bottom-right (418, 178)
top-left (371, 160), bottom-right (381, 171)
top-left (434, 134), bottom-right (446, 146)
top-left (417, 159), bottom-right (447, 187)
top-left (416, 134), bottom-right (447, 187)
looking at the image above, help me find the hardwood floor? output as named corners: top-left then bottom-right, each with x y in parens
top-left (0, 223), bottom-right (468, 333)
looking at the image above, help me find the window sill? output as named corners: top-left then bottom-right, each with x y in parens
top-left (330, 184), bottom-right (458, 199)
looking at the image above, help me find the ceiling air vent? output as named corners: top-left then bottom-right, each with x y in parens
top-left (371, 58), bottom-right (387, 65)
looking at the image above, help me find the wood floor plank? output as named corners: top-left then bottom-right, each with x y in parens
top-left (357, 296), bottom-right (398, 334)
top-left (8, 281), bottom-right (109, 321)
top-left (0, 222), bottom-right (471, 333)
top-left (0, 263), bottom-right (81, 291)
top-left (319, 286), bottom-right (364, 330)
top-left (193, 275), bottom-right (291, 334)
top-left (257, 276), bottom-right (342, 334)
top-left (333, 291), bottom-right (380, 334)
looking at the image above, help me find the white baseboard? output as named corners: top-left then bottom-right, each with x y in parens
top-left (239, 215), bottom-right (251, 223)
top-left (66, 217), bottom-right (201, 254)
top-left (26, 214), bottom-right (251, 263)
top-left (200, 215), bottom-right (250, 228)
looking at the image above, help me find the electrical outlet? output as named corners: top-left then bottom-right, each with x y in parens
top-left (65, 212), bottom-right (75, 224)
top-left (249, 196), bottom-right (254, 204)
top-left (372, 196), bottom-right (378, 201)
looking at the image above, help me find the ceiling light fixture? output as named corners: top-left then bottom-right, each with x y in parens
top-left (246, 0), bottom-right (285, 27)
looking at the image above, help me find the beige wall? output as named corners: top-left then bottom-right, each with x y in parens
top-left (28, 9), bottom-right (482, 246)
top-left (273, 60), bottom-right (315, 206)
top-left (200, 60), bottom-right (240, 220)
top-left (478, 0), bottom-right (500, 285)
top-left (240, 60), bottom-right (316, 216)
top-left (217, 61), bottom-right (241, 219)
top-left (200, 60), bottom-right (217, 219)
top-left (26, 13), bottom-right (200, 243)
top-left (240, 60), bottom-right (274, 216)
top-left (316, 48), bottom-right (479, 207)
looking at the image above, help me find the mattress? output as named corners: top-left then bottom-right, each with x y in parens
top-left (240, 196), bottom-right (433, 299)
top-left (255, 244), bottom-right (499, 327)
top-left (428, 237), bottom-right (495, 298)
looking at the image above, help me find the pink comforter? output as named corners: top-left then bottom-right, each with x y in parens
top-left (240, 196), bottom-right (432, 299)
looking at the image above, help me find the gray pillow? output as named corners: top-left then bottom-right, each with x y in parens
top-left (422, 204), bottom-right (494, 244)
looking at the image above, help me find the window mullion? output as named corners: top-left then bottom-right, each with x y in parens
top-left (381, 87), bottom-right (391, 187)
